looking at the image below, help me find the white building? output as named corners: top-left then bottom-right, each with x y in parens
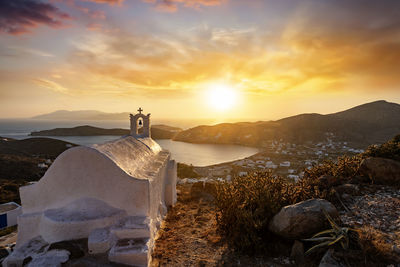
top-left (234, 160), bottom-right (245, 166)
top-left (265, 161), bottom-right (274, 167)
top-left (238, 171), bottom-right (248, 177)
top-left (4, 108), bottom-right (177, 267)
top-left (287, 174), bottom-right (300, 182)
top-left (280, 161), bottom-right (291, 167)
top-left (0, 202), bottom-right (22, 229)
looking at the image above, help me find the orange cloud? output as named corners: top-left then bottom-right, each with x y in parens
top-left (62, 12), bottom-right (400, 100)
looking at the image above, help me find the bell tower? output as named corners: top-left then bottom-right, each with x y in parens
top-left (130, 107), bottom-right (151, 138)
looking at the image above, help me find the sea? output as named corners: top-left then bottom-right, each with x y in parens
top-left (0, 119), bottom-right (259, 167)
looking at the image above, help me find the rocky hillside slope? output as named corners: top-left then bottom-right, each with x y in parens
top-left (0, 137), bottom-right (77, 204)
top-left (173, 100), bottom-right (400, 147)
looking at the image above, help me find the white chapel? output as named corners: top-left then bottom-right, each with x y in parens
top-left (3, 108), bottom-right (177, 267)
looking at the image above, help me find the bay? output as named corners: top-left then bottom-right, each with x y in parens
top-left (0, 119), bottom-right (259, 166)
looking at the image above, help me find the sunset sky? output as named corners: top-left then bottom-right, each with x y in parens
top-left (1, 0), bottom-right (400, 121)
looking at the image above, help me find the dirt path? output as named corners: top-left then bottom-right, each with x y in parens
top-left (0, 231), bottom-right (17, 248)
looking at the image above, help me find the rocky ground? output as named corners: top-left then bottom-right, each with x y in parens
top-left (151, 184), bottom-right (295, 267)
top-left (151, 181), bottom-right (400, 267)
top-left (340, 185), bottom-right (400, 234)
top-left (339, 185), bottom-right (400, 260)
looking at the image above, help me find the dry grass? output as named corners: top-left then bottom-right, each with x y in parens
top-left (151, 184), bottom-right (227, 267)
top-left (357, 226), bottom-right (400, 264)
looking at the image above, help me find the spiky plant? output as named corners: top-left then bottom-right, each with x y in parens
top-left (303, 210), bottom-right (356, 255)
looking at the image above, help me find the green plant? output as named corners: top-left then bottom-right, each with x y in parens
top-left (303, 210), bottom-right (355, 255)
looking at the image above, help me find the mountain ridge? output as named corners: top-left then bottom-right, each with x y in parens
top-left (173, 100), bottom-right (400, 148)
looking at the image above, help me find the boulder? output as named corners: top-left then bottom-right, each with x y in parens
top-left (26, 249), bottom-right (70, 267)
top-left (319, 249), bottom-right (345, 267)
top-left (0, 247), bottom-right (9, 260)
top-left (2, 236), bottom-right (49, 267)
top-left (269, 199), bottom-right (339, 239)
top-left (48, 239), bottom-right (86, 259)
top-left (290, 240), bottom-right (304, 264)
top-left (359, 157), bottom-right (400, 185)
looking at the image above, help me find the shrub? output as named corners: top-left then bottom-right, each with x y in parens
top-left (296, 156), bottom-right (363, 203)
top-left (214, 156), bottom-right (368, 253)
top-left (215, 171), bottom-right (293, 253)
top-left (362, 134), bottom-right (400, 161)
top-left (177, 163), bottom-right (200, 178)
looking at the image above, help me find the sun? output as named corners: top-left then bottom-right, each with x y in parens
top-left (206, 84), bottom-right (238, 111)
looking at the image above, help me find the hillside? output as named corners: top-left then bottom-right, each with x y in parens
top-left (173, 100), bottom-right (400, 147)
top-left (0, 137), bottom-right (77, 203)
top-left (0, 137), bottom-right (76, 158)
top-left (30, 125), bottom-right (182, 139)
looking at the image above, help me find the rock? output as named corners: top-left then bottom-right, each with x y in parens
top-left (319, 249), bottom-right (345, 267)
top-left (0, 247), bottom-right (9, 260)
top-left (341, 193), bottom-right (351, 201)
top-left (269, 199), bottom-right (339, 239)
top-left (48, 239), bottom-right (86, 259)
top-left (359, 157), bottom-right (400, 185)
top-left (88, 228), bottom-right (113, 254)
top-left (290, 240), bottom-right (304, 264)
top-left (22, 256), bottom-right (32, 265)
top-left (26, 249), bottom-right (70, 267)
top-left (2, 236), bottom-right (49, 267)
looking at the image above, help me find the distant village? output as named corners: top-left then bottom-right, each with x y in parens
top-left (180, 132), bottom-right (365, 183)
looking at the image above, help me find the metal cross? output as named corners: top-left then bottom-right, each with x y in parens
top-left (137, 107), bottom-right (143, 114)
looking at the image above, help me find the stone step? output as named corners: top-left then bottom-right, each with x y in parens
top-left (110, 216), bottom-right (150, 239)
top-left (88, 227), bottom-right (114, 254)
top-left (108, 238), bottom-right (149, 267)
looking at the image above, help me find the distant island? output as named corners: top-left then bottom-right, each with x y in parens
top-left (31, 110), bottom-right (131, 121)
top-left (30, 125), bottom-right (182, 139)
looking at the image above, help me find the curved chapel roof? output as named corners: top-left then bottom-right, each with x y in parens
top-left (92, 136), bottom-right (169, 179)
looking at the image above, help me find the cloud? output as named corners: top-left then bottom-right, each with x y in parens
top-left (5, 46), bottom-right (54, 57)
top-left (33, 78), bottom-right (69, 93)
top-left (65, 2), bottom-right (400, 99)
top-left (0, 0), bottom-right (70, 35)
top-left (5, 0), bottom-right (399, 100)
top-left (145, 0), bottom-right (225, 12)
top-left (82, 0), bottom-right (124, 5)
